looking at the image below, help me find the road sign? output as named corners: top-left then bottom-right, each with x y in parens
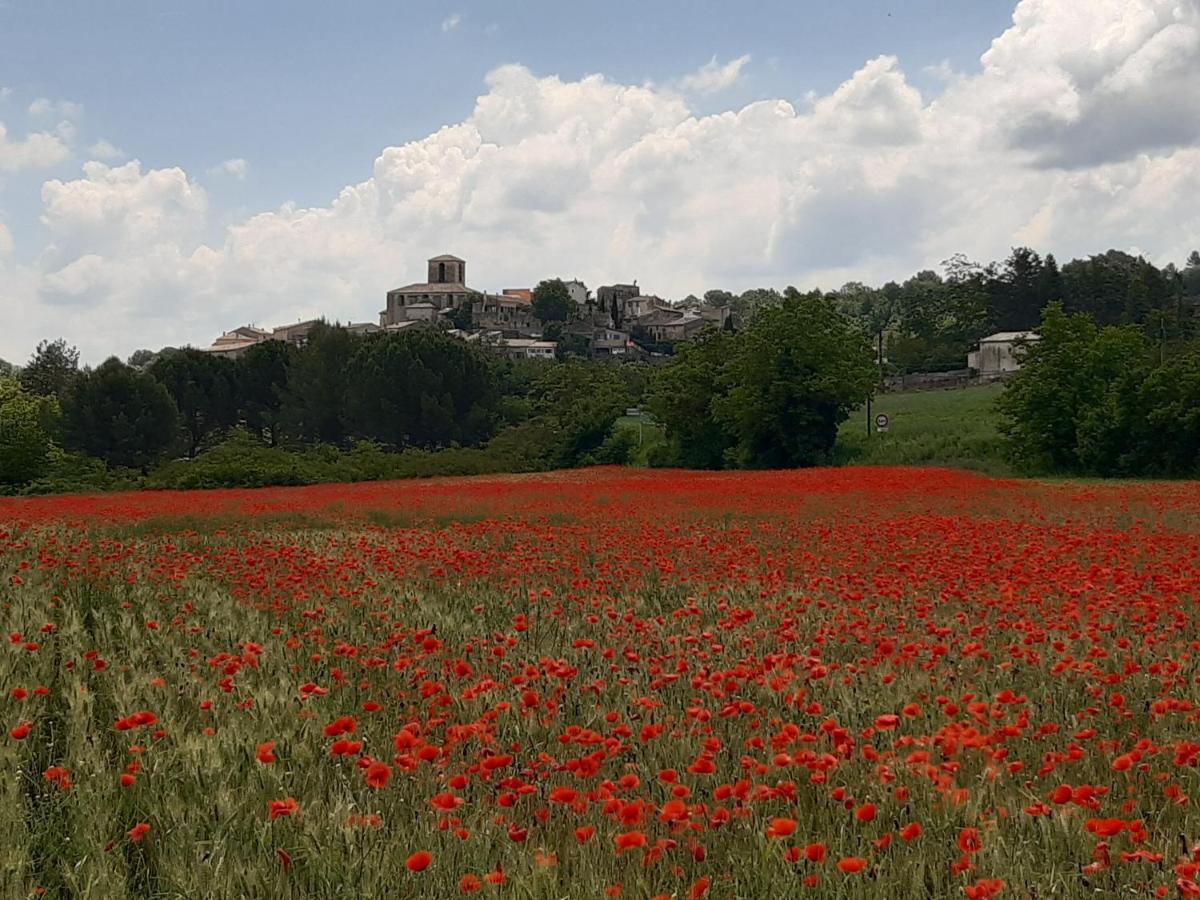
top-left (875, 413), bottom-right (890, 433)
top-left (625, 407), bottom-right (641, 418)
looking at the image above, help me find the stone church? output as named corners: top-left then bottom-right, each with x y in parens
top-left (380, 254), bottom-right (534, 331)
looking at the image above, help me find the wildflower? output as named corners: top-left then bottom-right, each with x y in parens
top-left (268, 798), bottom-right (299, 821)
top-left (406, 851), bottom-right (432, 872)
top-left (365, 762), bottom-right (391, 789)
top-left (766, 817), bottom-right (797, 838)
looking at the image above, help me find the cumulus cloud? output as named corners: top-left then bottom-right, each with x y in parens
top-left (3, 0), bottom-right (1200, 364)
top-left (87, 139), bottom-right (126, 161)
top-left (0, 121), bottom-right (71, 173)
top-left (677, 54), bottom-right (752, 95)
top-left (441, 12), bottom-right (462, 32)
top-left (956, 0), bottom-right (1200, 167)
top-left (208, 157), bottom-right (248, 179)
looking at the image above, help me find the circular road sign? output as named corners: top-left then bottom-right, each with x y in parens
top-left (875, 413), bottom-right (890, 431)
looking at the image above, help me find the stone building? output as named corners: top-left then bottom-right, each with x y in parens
top-left (562, 279), bottom-right (589, 307)
top-left (204, 326), bottom-right (272, 358)
top-left (967, 331), bottom-right (1039, 376)
top-left (596, 283), bottom-right (639, 314)
top-left (381, 254), bottom-right (536, 333)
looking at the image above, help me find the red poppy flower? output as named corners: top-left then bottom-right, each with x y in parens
top-left (406, 851), bottom-right (432, 872)
top-left (268, 798), bottom-right (299, 821)
top-left (766, 817), bottom-right (797, 839)
top-left (365, 762), bottom-right (392, 789)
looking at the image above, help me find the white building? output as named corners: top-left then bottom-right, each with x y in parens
top-left (562, 279), bottom-right (589, 307)
top-left (968, 331), bottom-right (1040, 376)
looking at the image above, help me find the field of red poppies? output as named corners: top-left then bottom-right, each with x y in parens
top-left (3, 467), bottom-right (1200, 898)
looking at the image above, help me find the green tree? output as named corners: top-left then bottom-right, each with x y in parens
top-left (61, 358), bottom-right (179, 470)
top-left (0, 379), bottom-right (57, 486)
top-left (239, 340), bottom-right (294, 446)
top-left (644, 328), bottom-right (738, 469)
top-left (988, 247), bottom-right (1045, 332)
top-left (20, 338), bottom-right (80, 398)
top-left (344, 329), bottom-right (500, 450)
top-left (1136, 344), bottom-right (1200, 475)
top-left (127, 349), bottom-right (157, 368)
top-left (1183, 251), bottom-right (1200, 297)
top-left (532, 279), bottom-right (573, 324)
top-left (279, 323), bottom-right (355, 444)
top-left (148, 348), bottom-right (239, 457)
top-left (713, 289), bottom-right (876, 468)
top-left (0, 358), bottom-right (15, 378)
top-left (997, 303), bottom-right (1152, 474)
top-left (529, 363), bottom-right (630, 468)
top-left (728, 288), bottom-right (783, 329)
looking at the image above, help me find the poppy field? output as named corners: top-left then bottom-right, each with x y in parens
top-left (3, 467), bottom-right (1200, 898)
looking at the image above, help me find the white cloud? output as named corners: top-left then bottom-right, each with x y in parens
top-left (87, 139), bottom-right (126, 161)
top-left (441, 12), bottom-right (462, 32)
top-left (28, 97), bottom-right (84, 121)
top-left (3, 0), bottom-right (1200, 364)
top-left (0, 221), bottom-right (12, 257)
top-left (208, 157), bottom-right (248, 179)
top-left (677, 54), bottom-right (751, 95)
top-left (0, 121), bottom-right (71, 173)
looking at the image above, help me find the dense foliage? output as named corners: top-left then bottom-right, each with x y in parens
top-left (60, 360), bottom-right (180, 471)
top-left (998, 303), bottom-right (1200, 476)
top-left (647, 289), bottom-right (875, 468)
top-left (531, 278), bottom-right (573, 324)
top-left (715, 247), bottom-right (1200, 375)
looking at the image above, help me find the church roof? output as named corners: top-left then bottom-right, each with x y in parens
top-left (429, 254), bottom-right (465, 262)
top-left (389, 282), bottom-right (468, 293)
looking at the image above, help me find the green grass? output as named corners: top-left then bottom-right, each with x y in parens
top-left (613, 415), bottom-right (666, 466)
top-left (836, 382), bottom-right (1011, 474)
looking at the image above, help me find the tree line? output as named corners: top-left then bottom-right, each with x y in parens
top-left (999, 303), bottom-right (1200, 477)
top-left (699, 248), bottom-right (1200, 374)
top-left (1, 292), bottom-right (877, 490)
top-left (0, 327), bottom-right (649, 490)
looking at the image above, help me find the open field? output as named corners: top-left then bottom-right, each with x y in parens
top-left (837, 383), bottom-right (1009, 474)
top-left (4, 467), bottom-right (1200, 898)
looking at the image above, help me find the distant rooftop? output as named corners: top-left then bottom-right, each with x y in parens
top-left (980, 331), bottom-right (1040, 343)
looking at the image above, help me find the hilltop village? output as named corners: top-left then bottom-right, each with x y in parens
top-left (205, 253), bottom-right (731, 361)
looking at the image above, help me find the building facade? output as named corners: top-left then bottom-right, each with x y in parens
top-left (381, 254), bottom-right (536, 333)
top-left (967, 331), bottom-right (1040, 375)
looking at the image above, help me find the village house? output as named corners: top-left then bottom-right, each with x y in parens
top-left (562, 279), bottom-right (589, 307)
top-left (489, 337), bottom-right (558, 360)
top-left (967, 331), bottom-right (1040, 377)
top-left (204, 326), bottom-right (273, 358)
top-left (203, 320), bottom-right (378, 357)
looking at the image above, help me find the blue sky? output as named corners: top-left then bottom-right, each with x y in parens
top-left (2, 0), bottom-right (1198, 362)
top-left (1, 1), bottom-right (1013, 231)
